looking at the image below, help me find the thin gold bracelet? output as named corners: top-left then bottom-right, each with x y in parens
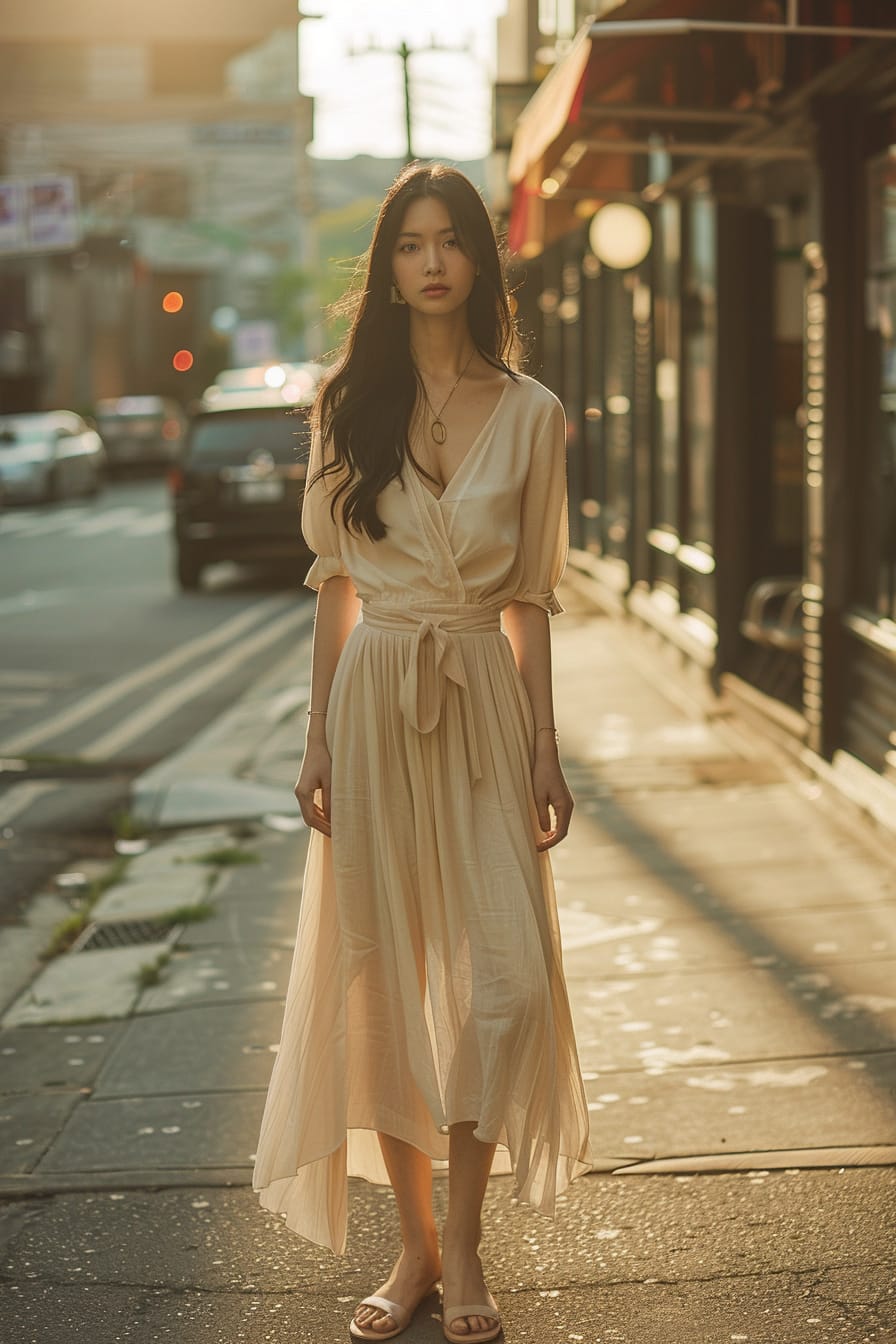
top-left (307, 709), bottom-right (327, 716)
top-left (536, 726), bottom-right (559, 743)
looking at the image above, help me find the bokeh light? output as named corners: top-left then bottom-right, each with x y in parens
top-left (588, 204), bottom-right (653, 270)
top-left (172, 349), bottom-right (194, 372)
top-left (162, 291), bottom-right (184, 313)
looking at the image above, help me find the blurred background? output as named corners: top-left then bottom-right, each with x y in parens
top-left (2, 1), bottom-right (896, 906)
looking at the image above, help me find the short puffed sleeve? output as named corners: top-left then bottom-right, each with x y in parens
top-left (301, 427), bottom-right (349, 591)
top-left (516, 395), bottom-right (568, 615)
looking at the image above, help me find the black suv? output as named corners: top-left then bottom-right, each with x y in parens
top-left (169, 374), bottom-right (321, 590)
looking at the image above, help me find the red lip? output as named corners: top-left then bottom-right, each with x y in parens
top-left (422, 285), bottom-right (449, 295)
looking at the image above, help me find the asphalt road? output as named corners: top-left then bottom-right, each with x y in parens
top-left (0, 474), bottom-right (314, 921)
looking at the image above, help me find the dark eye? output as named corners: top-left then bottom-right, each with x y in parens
top-left (399, 242), bottom-right (418, 253)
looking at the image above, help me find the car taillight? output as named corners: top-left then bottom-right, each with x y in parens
top-left (167, 466), bottom-right (184, 494)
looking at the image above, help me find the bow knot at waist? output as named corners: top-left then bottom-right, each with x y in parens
top-left (360, 603), bottom-right (502, 780)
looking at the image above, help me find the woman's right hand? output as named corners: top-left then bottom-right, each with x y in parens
top-left (295, 741), bottom-right (333, 837)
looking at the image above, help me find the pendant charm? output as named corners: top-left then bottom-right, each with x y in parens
top-left (431, 418), bottom-right (447, 445)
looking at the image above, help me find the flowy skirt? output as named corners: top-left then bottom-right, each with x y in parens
top-left (252, 603), bottom-right (591, 1255)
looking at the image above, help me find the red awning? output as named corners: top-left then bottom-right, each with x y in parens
top-left (507, 26), bottom-right (594, 187)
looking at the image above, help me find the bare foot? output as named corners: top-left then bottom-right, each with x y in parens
top-left (352, 1238), bottom-right (442, 1336)
top-left (440, 1240), bottom-right (498, 1338)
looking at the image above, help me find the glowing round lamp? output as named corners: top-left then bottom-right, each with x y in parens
top-left (588, 203), bottom-right (652, 270)
top-left (172, 349), bottom-right (194, 372)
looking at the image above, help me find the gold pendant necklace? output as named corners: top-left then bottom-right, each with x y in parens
top-left (418, 348), bottom-right (476, 445)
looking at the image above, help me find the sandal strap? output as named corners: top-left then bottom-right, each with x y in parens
top-left (445, 1302), bottom-right (499, 1323)
top-left (357, 1295), bottom-right (411, 1329)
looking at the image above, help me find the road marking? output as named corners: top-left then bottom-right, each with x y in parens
top-left (0, 780), bottom-right (59, 827)
top-left (0, 590), bottom-right (67, 618)
top-left (0, 669), bottom-right (72, 688)
top-left (69, 506), bottom-right (142, 537)
top-left (0, 512), bottom-right (53, 534)
top-left (0, 595), bottom-right (295, 755)
top-left (2, 507), bottom-right (90, 538)
top-left (81, 602), bottom-right (311, 760)
top-left (0, 691), bottom-right (52, 712)
top-left (129, 511), bottom-right (170, 537)
top-left (1, 504), bottom-right (170, 542)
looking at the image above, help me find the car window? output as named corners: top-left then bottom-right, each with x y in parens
top-left (187, 408), bottom-right (310, 465)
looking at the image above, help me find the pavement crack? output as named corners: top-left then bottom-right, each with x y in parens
top-left (504, 1260), bottom-right (892, 1293)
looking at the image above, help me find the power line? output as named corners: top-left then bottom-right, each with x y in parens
top-left (349, 37), bottom-right (472, 164)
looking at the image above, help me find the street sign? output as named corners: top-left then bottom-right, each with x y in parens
top-left (0, 174), bottom-right (81, 256)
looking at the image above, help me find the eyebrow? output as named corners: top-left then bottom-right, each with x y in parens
top-left (396, 227), bottom-right (456, 238)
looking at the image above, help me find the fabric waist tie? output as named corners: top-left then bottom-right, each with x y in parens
top-left (360, 602), bottom-right (502, 782)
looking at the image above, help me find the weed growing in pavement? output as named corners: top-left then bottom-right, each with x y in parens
top-left (136, 949), bottom-right (171, 989)
top-left (16, 753), bottom-right (94, 771)
top-left (112, 810), bottom-right (149, 840)
top-left (42, 857), bottom-right (131, 959)
top-left (186, 846), bottom-right (260, 867)
top-left (156, 901), bottom-right (216, 926)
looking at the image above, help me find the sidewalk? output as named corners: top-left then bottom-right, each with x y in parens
top-left (1, 586), bottom-right (895, 1344)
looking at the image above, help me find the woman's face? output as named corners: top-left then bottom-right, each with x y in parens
top-left (391, 195), bottom-right (477, 317)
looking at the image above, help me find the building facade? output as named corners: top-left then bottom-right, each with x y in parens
top-left (0, 2), bottom-right (314, 411)
top-left (506, 0), bottom-right (896, 824)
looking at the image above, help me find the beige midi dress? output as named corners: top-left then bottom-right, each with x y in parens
top-left (252, 371), bottom-right (591, 1255)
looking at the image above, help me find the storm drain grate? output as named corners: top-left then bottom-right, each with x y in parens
top-left (70, 919), bottom-right (182, 953)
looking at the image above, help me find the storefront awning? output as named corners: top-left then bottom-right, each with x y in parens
top-left (506, 2), bottom-right (896, 257)
top-left (507, 26), bottom-right (594, 188)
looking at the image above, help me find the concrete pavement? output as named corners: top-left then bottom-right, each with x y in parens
top-left (1, 582), bottom-right (894, 1342)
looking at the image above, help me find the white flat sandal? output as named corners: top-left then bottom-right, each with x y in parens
top-left (442, 1288), bottom-right (502, 1343)
top-left (349, 1283), bottom-right (439, 1340)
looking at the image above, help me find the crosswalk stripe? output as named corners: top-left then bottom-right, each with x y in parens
top-left (0, 512), bottom-right (57, 534)
top-left (69, 506), bottom-right (142, 537)
top-left (128, 511), bottom-right (170, 537)
top-left (81, 602), bottom-right (310, 760)
top-left (0, 507), bottom-right (90, 538)
top-left (0, 590), bottom-right (66, 618)
top-left (0, 780), bottom-right (59, 827)
top-left (0, 594), bottom-right (295, 755)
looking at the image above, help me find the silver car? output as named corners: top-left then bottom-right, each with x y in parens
top-left (0, 411), bottom-right (106, 503)
top-left (94, 396), bottom-right (185, 468)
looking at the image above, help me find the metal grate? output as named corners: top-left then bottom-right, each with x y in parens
top-left (70, 919), bottom-right (181, 953)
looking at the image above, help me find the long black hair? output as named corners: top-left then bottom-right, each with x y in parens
top-left (312, 162), bottom-right (519, 540)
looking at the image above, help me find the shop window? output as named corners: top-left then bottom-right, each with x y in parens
top-left (867, 150), bottom-right (896, 621)
top-left (650, 199), bottom-right (681, 591)
top-left (771, 236), bottom-right (805, 562)
top-left (603, 272), bottom-right (634, 566)
top-left (682, 195), bottom-right (717, 620)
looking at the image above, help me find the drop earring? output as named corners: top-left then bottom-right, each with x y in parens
top-left (390, 283), bottom-right (406, 305)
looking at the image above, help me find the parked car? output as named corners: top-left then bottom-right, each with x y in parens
top-left (94, 395), bottom-right (185, 468)
top-left (168, 372), bottom-right (324, 591)
top-left (0, 410), bottom-right (105, 503)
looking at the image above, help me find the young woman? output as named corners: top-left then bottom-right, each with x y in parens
top-left (252, 163), bottom-right (591, 1343)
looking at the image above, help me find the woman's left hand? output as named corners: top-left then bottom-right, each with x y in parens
top-left (532, 745), bottom-right (574, 852)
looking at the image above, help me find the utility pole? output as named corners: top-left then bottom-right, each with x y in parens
top-left (351, 37), bottom-right (471, 165)
top-left (400, 40), bottom-right (413, 164)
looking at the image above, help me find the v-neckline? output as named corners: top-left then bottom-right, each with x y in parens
top-left (411, 377), bottom-right (512, 504)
